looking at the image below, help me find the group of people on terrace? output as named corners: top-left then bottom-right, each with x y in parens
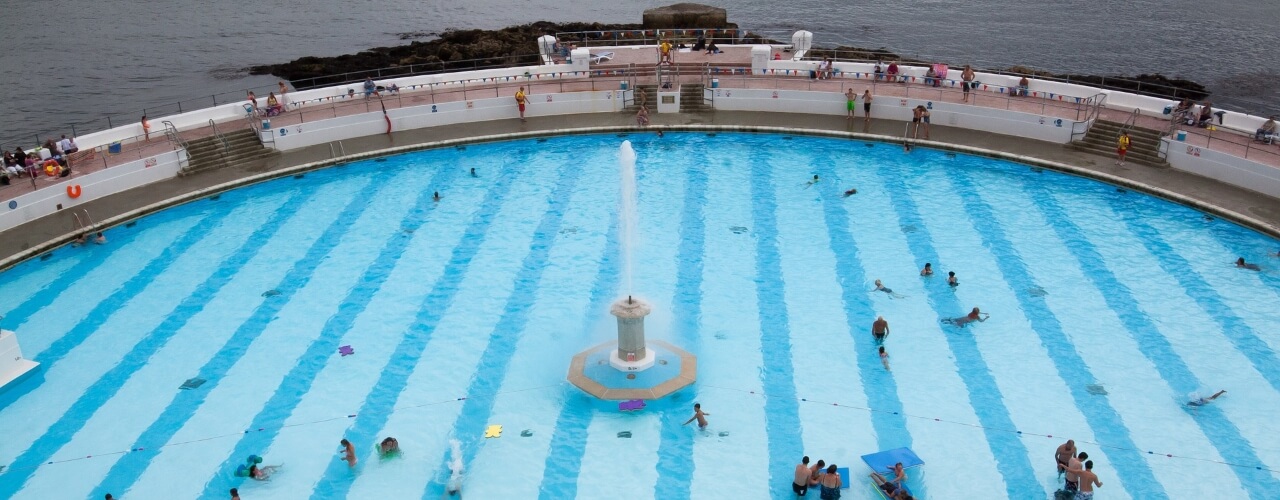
top-left (246, 81), bottom-right (291, 118)
top-left (1172, 98), bottom-right (1226, 129)
top-left (2, 135), bottom-right (78, 185)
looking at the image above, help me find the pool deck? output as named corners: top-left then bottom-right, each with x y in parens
top-left (3, 107), bottom-right (1280, 268)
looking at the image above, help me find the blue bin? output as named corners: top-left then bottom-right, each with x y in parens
top-left (108, 142), bottom-right (122, 155)
top-left (620, 81), bottom-right (628, 90)
top-left (711, 78), bottom-right (719, 88)
top-left (1175, 130), bottom-right (1187, 141)
top-left (261, 119), bottom-right (271, 130)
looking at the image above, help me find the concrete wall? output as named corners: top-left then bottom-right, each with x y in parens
top-left (707, 88), bottom-right (1077, 143)
top-left (1163, 138), bottom-right (1280, 198)
top-left (1, 150), bottom-right (186, 233)
top-left (270, 90), bottom-right (628, 151)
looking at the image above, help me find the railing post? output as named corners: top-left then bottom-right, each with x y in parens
top-left (107, 116), bottom-right (113, 128)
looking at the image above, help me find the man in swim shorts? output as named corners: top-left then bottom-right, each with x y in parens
top-left (845, 88), bottom-right (857, 122)
top-left (514, 86), bottom-right (529, 121)
top-left (1065, 451), bottom-right (1087, 491)
top-left (1055, 439), bottom-right (1076, 476)
top-left (1075, 460), bottom-right (1102, 499)
top-left (794, 456), bottom-right (812, 495)
top-left (872, 316), bottom-right (890, 341)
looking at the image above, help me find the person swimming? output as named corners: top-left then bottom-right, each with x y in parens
top-left (249, 463), bottom-right (282, 480)
top-left (805, 174), bottom-right (820, 189)
top-left (943, 307), bottom-right (988, 327)
top-left (433, 191), bottom-right (441, 202)
top-left (873, 279), bottom-right (904, 299)
top-left (1235, 257), bottom-right (1260, 271)
top-left (379, 437), bottom-right (400, 456)
top-left (879, 345), bottom-right (890, 371)
top-left (1188, 389), bottom-right (1226, 407)
top-left (920, 263), bottom-right (933, 276)
top-left (844, 188), bottom-right (858, 197)
top-left (469, 167), bottom-right (477, 177)
top-left (94, 231), bottom-right (106, 245)
top-left (947, 271), bottom-right (958, 287)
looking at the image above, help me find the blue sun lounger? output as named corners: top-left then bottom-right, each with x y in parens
top-left (862, 447), bottom-right (924, 499)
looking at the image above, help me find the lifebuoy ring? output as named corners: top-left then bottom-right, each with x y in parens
top-left (43, 159), bottom-right (60, 177)
top-left (67, 185), bottom-right (82, 198)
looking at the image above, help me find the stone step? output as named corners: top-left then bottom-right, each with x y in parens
top-left (1067, 142), bottom-right (1168, 168)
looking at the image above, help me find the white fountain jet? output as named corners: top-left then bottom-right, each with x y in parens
top-left (610, 141), bottom-right (655, 371)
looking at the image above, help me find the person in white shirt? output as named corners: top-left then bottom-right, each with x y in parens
top-left (58, 135), bottom-right (78, 154)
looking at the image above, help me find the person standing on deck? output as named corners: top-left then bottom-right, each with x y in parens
top-left (1116, 131), bottom-right (1130, 166)
top-left (515, 86), bottom-right (529, 121)
top-left (845, 88), bottom-right (857, 122)
top-left (863, 90), bottom-right (873, 123)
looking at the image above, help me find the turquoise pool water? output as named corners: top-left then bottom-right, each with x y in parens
top-left (0, 132), bottom-right (1278, 499)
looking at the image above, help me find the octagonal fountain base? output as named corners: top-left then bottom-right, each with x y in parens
top-left (568, 339), bottom-right (696, 400)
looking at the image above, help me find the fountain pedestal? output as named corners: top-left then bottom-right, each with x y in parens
top-left (609, 297), bottom-right (654, 372)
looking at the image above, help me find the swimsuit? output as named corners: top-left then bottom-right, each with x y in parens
top-left (792, 482), bottom-right (808, 495)
top-left (864, 101), bottom-right (872, 112)
top-left (819, 483), bottom-right (841, 500)
top-left (847, 99), bottom-right (856, 111)
top-left (1076, 491), bottom-right (1093, 500)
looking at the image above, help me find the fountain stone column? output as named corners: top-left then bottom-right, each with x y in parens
top-left (609, 296), bottom-right (655, 371)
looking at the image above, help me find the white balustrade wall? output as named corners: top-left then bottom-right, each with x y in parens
top-left (0, 150), bottom-right (186, 233)
top-left (707, 88), bottom-right (1078, 144)
top-left (1163, 138), bottom-right (1280, 198)
top-left (268, 90), bottom-right (629, 150)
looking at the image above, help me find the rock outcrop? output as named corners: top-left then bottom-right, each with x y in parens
top-left (642, 3), bottom-right (729, 29)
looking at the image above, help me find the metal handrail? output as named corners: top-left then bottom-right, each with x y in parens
top-left (161, 121), bottom-right (187, 150)
top-left (208, 119), bottom-right (229, 155)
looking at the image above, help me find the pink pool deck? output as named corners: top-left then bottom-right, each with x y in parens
top-left (4, 45), bottom-right (1277, 202)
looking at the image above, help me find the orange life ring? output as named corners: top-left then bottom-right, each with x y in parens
top-left (67, 184), bottom-right (82, 198)
top-left (43, 160), bottom-right (60, 177)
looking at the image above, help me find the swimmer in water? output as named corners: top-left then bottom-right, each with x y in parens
top-left (872, 315), bottom-right (890, 342)
top-left (805, 174), bottom-right (820, 189)
top-left (379, 437), bottom-right (400, 455)
top-left (903, 142), bottom-right (913, 153)
top-left (72, 232), bottom-right (87, 247)
top-left (1188, 389), bottom-right (1226, 407)
top-left (844, 188), bottom-right (858, 197)
top-left (920, 263), bottom-right (933, 276)
top-left (1235, 257), bottom-right (1260, 271)
top-left (231, 488), bottom-right (240, 500)
top-left (879, 346), bottom-right (890, 371)
top-left (340, 438), bottom-right (357, 467)
top-left (657, 130), bottom-right (665, 138)
top-left (944, 307), bottom-right (988, 327)
top-left (470, 167), bottom-right (477, 177)
top-left (94, 231), bottom-right (106, 244)
top-left (433, 191), bottom-right (441, 202)
top-left (873, 279), bottom-right (905, 299)
top-left (947, 271), bottom-right (958, 287)
top-left (249, 463), bottom-right (282, 480)
top-left (683, 403), bottom-right (710, 429)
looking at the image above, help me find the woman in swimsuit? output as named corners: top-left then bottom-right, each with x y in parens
top-left (819, 464), bottom-right (842, 499)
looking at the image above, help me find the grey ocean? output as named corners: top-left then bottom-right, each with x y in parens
top-left (1, 0), bottom-right (1276, 144)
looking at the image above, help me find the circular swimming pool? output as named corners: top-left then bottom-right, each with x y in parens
top-left (0, 132), bottom-right (1277, 500)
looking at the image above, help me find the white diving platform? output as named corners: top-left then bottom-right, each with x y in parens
top-left (0, 330), bottom-right (40, 390)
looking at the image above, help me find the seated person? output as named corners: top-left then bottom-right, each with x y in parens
top-left (886, 61), bottom-right (901, 83)
top-left (924, 66), bottom-right (937, 86)
top-left (1256, 116), bottom-right (1277, 141)
top-left (264, 92), bottom-right (285, 116)
top-left (1197, 102), bottom-right (1214, 127)
top-left (817, 57), bottom-right (832, 80)
top-left (1017, 76), bottom-right (1030, 96)
top-left (386, 83), bottom-right (400, 94)
top-left (874, 62), bottom-right (884, 81)
top-left (691, 34), bottom-right (706, 52)
top-left (363, 77), bottom-right (378, 98)
top-left (704, 40), bottom-right (720, 54)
